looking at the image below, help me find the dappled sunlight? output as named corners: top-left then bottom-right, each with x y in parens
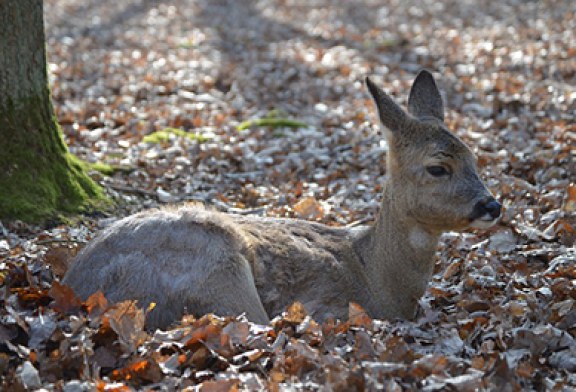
top-left (0, 0), bottom-right (574, 389)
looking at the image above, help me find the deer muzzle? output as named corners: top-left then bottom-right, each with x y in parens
top-left (469, 196), bottom-right (502, 229)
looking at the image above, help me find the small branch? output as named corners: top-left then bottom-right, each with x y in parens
top-left (36, 239), bottom-right (87, 246)
top-left (108, 184), bottom-right (157, 197)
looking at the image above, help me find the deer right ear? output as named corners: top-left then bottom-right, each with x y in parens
top-left (407, 70), bottom-right (444, 121)
top-left (366, 77), bottom-right (408, 135)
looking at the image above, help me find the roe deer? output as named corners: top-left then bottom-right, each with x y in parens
top-left (63, 70), bottom-right (501, 329)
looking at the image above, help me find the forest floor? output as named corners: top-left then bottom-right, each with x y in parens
top-left (1, 0), bottom-right (575, 390)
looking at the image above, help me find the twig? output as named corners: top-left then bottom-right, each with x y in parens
top-left (108, 184), bottom-right (157, 196)
top-left (36, 239), bottom-right (87, 245)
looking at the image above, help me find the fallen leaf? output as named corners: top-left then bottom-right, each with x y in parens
top-left (562, 183), bottom-right (576, 212)
top-left (293, 197), bottom-right (324, 220)
top-left (49, 281), bottom-right (82, 314)
top-left (84, 290), bottom-right (109, 318)
top-left (105, 301), bottom-right (147, 353)
top-left (110, 359), bottom-right (162, 384)
top-left (18, 361), bottom-right (41, 390)
top-left (348, 302), bottom-right (372, 329)
top-left (197, 379), bottom-right (240, 392)
top-left (43, 246), bottom-right (78, 277)
top-left (488, 229), bottom-right (517, 253)
top-left (285, 302), bottom-right (307, 324)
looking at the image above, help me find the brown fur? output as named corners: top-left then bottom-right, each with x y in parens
top-left (63, 71), bottom-right (500, 329)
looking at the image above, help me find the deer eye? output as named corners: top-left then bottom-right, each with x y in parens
top-left (426, 165), bottom-right (450, 177)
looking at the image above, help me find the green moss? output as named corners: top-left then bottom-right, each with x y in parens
top-left (88, 162), bottom-right (116, 175)
top-left (79, 161), bottom-right (122, 176)
top-left (0, 151), bottom-right (109, 222)
top-left (0, 97), bottom-right (110, 223)
top-left (143, 127), bottom-right (212, 144)
top-left (363, 38), bottom-right (404, 50)
top-left (178, 39), bottom-right (196, 49)
top-left (237, 110), bottom-right (309, 131)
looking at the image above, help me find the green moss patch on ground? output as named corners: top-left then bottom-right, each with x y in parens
top-left (143, 127), bottom-right (212, 143)
top-left (237, 109), bottom-right (309, 131)
top-left (80, 161), bottom-right (133, 176)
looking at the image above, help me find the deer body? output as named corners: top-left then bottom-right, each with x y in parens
top-left (63, 71), bottom-right (501, 329)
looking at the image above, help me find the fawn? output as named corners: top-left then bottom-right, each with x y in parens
top-left (63, 70), bottom-right (501, 329)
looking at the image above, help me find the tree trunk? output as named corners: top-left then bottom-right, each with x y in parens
top-left (0, 0), bottom-right (106, 223)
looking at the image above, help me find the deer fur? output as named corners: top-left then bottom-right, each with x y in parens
top-left (63, 70), bottom-right (501, 329)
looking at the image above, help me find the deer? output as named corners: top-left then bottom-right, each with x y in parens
top-left (63, 70), bottom-right (502, 330)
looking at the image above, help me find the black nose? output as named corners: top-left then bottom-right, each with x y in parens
top-left (480, 197), bottom-right (502, 219)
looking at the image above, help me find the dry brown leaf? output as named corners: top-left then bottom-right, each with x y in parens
top-left (443, 259), bottom-right (462, 280)
top-left (470, 355), bottom-right (486, 370)
top-left (42, 246), bottom-right (78, 278)
top-left (348, 302), bottom-right (372, 329)
top-left (184, 324), bottom-right (223, 349)
top-left (84, 290), bottom-right (109, 318)
top-left (110, 359), bottom-right (162, 384)
top-left (13, 287), bottom-right (51, 308)
top-left (353, 330), bottom-right (376, 360)
top-left (293, 197), bottom-right (324, 220)
top-left (105, 301), bottom-right (147, 353)
top-left (48, 281), bottom-right (82, 314)
top-left (197, 379), bottom-right (240, 392)
top-left (285, 302), bottom-right (307, 324)
top-left (562, 183), bottom-right (576, 212)
top-left (222, 321), bottom-right (250, 346)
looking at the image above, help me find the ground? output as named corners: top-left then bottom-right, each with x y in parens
top-left (0, 0), bottom-right (575, 390)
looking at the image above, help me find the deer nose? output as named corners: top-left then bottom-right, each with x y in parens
top-left (478, 197), bottom-right (502, 219)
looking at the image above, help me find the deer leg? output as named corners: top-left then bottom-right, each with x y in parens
top-left (178, 254), bottom-right (270, 325)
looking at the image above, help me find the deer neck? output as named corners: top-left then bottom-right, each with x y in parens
top-left (354, 182), bottom-right (440, 318)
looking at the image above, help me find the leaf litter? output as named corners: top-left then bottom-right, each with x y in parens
top-left (1, 0), bottom-right (575, 389)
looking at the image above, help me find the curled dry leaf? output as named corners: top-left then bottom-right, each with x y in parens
top-left (105, 301), bottom-right (147, 354)
top-left (48, 281), bottom-right (82, 315)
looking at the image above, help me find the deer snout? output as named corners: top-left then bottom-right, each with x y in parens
top-left (469, 196), bottom-right (502, 229)
top-left (482, 197), bottom-right (502, 219)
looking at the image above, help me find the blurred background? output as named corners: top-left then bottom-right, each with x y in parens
top-left (43, 0), bottom-right (574, 225)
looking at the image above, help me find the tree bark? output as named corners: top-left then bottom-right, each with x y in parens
top-left (0, 0), bottom-right (105, 222)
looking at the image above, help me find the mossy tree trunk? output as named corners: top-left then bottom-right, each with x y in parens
top-left (0, 0), bottom-right (106, 223)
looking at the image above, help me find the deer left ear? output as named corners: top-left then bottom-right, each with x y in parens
top-left (408, 70), bottom-right (444, 121)
top-left (366, 76), bottom-right (409, 135)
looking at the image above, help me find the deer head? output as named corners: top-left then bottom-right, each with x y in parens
top-left (366, 70), bottom-right (501, 234)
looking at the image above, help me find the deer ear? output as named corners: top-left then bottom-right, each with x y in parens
top-left (408, 70), bottom-right (444, 121)
top-left (366, 77), bottom-right (408, 134)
